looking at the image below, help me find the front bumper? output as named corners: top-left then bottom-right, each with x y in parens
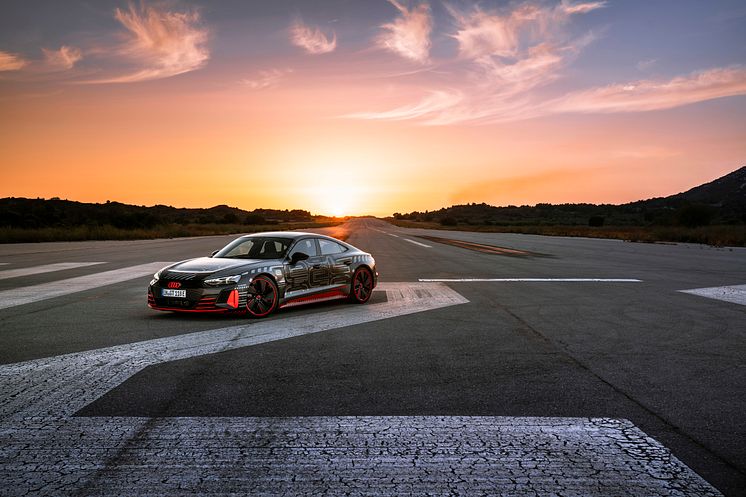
top-left (148, 283), bottom-right (247, 313)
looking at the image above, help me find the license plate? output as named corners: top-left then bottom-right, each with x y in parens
top-left (161, 289), bottom-right (186, 298)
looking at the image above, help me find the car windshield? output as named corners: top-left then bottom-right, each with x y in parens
top-left (215, 237), bottom-right (292, 260)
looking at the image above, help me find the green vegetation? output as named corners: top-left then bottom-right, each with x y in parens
top-left (0, 198), bottom-right (340, 243)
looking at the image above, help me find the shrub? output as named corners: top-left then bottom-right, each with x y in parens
top-left (588, 215), bottom-right (605, 227)
top-left (440, 217), bottom-right (457, 226)
top-left (676, 204), bottom-right (715, 228)
top-left (244, 214), bottom-right (266, 225)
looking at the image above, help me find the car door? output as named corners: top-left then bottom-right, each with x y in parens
top-left (284, 238), bottom-right (317, 293)
top-left (307, 238), bottom-right (332, 288)
top-left (317, 238), bottom-right (351, 286)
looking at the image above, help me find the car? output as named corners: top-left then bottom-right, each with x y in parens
top-left (148, 232), bottom-right (378, 317)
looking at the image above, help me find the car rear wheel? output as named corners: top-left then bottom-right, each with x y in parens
top-left (349, 267), bottom-right (373, 304)
top-left (246, 275), bottom-right (278, 318)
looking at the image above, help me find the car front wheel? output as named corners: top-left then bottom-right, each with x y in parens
top-left (246, 275), bottom-right (278, 318)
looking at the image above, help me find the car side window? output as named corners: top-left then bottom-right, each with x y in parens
top-left (318, 239), bottom-right (347, 255)
top-left (289, 238), bottom-right (318, 257)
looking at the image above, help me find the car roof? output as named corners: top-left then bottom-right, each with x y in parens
top-left (238, 231), bottom-right (334, 240)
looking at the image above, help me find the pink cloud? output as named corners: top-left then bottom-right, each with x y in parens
top-left (290, 20), bottom-right (336, 54)
top-left (354, 1), bottom-right (602, 124)
top-left (377, 0), bottom-right (433, 64)
top-left (90, 2), bottom-right (209, 83)
top-left (42, 46), bottom-right (83, 70)
top-left (240, 68), bottom-right (293, 90)
top-left (0, 51), bottom-right (27, 71)
top-left (550, 67), bottom-right (746, 114)
top-left (560, 1), bottom-right (608, 15)
top-left (345, 90), bottom-right (463, 121)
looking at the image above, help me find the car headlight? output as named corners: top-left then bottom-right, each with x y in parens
top-left (204, 274), bottom-right (241, 286)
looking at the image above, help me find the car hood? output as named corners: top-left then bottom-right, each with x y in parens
top-left (165, 257), bottom-right (265, 274)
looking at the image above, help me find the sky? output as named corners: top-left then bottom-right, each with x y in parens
top-left (0, 0), bottom-right (745, 217)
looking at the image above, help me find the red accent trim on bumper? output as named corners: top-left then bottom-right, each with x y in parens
top-left (148, 304), bottom-right (230, 313)
top-left (227, 289), bottom-right (239, 309)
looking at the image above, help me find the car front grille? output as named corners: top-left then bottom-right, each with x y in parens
top-left (162, 271), bottom-right (200, 280)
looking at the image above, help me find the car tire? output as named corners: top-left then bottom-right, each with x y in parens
top-left (246, 275), bottom-right (278, 318)
top-left (349, 267), bottom-right (373, 304)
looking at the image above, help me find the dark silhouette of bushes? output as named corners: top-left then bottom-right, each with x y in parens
top-left (676, 203), bottom-right (715, 228)
top-left (588, 215), bottom-right (605, 227)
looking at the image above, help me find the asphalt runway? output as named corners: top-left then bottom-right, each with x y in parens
top-left (0, 218), bottom-right (744, 496)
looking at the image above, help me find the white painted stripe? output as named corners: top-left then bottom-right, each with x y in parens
top-left (389, 233), bottom-right (400, 237)
top-left (403, 238), bottom-right (432, 248)
top-left (0, 262), bottom-right (170, 310)
top-left (0, 263), bottom-right (9, 265)
top-left (0, 262), bottom-right (105, 280)
top-left (0, 282), bottom-right (467, 418)
top-left (419, 278), bottom-right (642, 282)
top-left (0, 416), bottom-right (721, 497)
top-left (679, 284), bottom-right (746, 306)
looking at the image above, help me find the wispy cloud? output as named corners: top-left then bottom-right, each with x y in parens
top-left (346, 1), bottom-right (746, 125)
top-left (550, 67), bottom-right (746, 114)
top-left (42, 46), bottom-right (83, 70)
top-left (90, 2), bottom-right (209, 83)
top-left (240, 68), bottom-right (293, 90)
top-left (354, 1), bottom-right (604, 124)
top-left (636, 58), bottom-right (657, 71)
top-left (347, 90), bottom-right (463, 121)
top-left (445, 1), bottom-right (604, 60)
top-left (560, 1), bottom-right (607, 14)
top-left (290, 20), bottom-right (336, 54)
top-left (0, 51), bottom-right (27, 71)
top-left (377, 0), bottom-right (433, 64)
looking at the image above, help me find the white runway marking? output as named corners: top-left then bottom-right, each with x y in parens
top-left (0, 262), bottom-right (170, 310)
top-left (403, 238), bottom-right (432, 248)
top-left (0, 417), bottom-right (721, 497)
top-left (420, 278), bottom-right (643, 282)
top-left (0, 262), bottom-right (104, 281)
top-left (0, 282), bottom-right (467, 419)
top-left (679, 284), bottom-right (746, 306)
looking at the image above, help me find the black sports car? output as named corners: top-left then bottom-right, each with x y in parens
top-left (148, 232), bottom-right (378, 317)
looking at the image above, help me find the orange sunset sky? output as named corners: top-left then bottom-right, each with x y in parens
top-left (1, 0), bottom-right (745, 216)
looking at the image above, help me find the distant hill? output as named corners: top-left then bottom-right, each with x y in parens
top-left (0, 198), bottom-right (317, 230)
top-left (631, 165), bottom-right (746, 216)
top-left (393, 166), bottom-right (746, 228)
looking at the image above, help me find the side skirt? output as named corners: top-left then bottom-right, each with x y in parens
top-left (279, 288), bottom-right (349, 309)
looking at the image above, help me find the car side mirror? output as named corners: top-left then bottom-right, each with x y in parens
top-left (290, 252), bottom-right (309, 265)
top-left (211, 250), bottom-right (219, 257)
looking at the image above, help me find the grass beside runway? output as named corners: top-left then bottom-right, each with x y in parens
top-left (0, 221), bottom-right (343, 244)
top-left (390, 220), bottom-right (746, 247)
